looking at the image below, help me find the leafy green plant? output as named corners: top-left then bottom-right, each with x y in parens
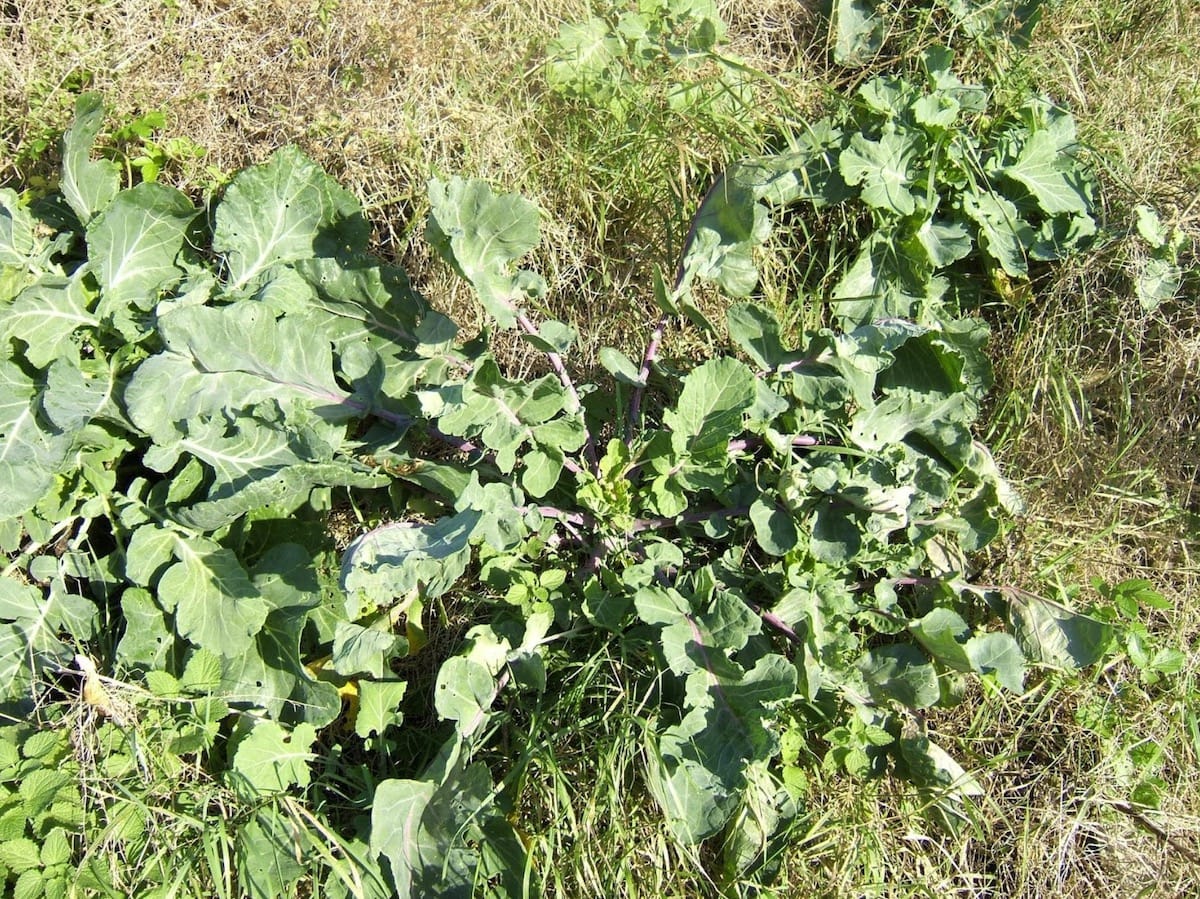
top-left (0, 726), bottom-right (84, 899)
top-left (1131, 204), bottom-right (1190, 312)
top-left (674, 47), bottom-right (1098, 327)
top-left (1090, 578), bottom-right (1186, 685)
top-left (109, 109), bottom-right (210, 186)
top-left (545, 0), bottom-right (747, 122)
top-left (831, 0), bottom-right (1048, 67)
top-left (0, 94), bottom-right (1110, 894)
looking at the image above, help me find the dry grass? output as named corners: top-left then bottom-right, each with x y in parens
top-left (0, 0), bottom-right (824, 365)
top-left (956, 2), bottom-right (1200, 894)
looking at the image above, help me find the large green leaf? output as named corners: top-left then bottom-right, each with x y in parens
top-left (59, 94), bottom-right (120, 226)
top-left (220, 608), bottom-right (340, 726)
top-left (911, 607), bottom-right (973, 671)
top-left (115, 588), bottom-right (174, 671)
top-left (726, 302), bottom-right (789, 370)
top-left (123, 301), bottom-right (373, 523)
top-left (437, 357), bottom-right (574, 472)
top-left (0, 189), bottom-right (38, 267)
top-left (650, 654), bottom-right (795, 843)
top-left (1000, 130), bottom-right (1088, 215)
top-left (434, 657), bottom-right (496, 738)
top-left (679, 176), bottom-right (771, 298)
top-left (964, 631), bottom-right (1026, 692)
top-left (157, 538), bottom-right (268, 657)
top-left (370, 779), bottom-right (438, 898)
top-left (214, 145), bottom-right (368, 289)
top-left (332, 621), bottom-right (401, 679)
top-left (858, 644), bottom-right (940, 708)
top-left (128, 302), bottom-right (355, 434)
top-left (914, 215), bottom-right (973, 267)
top-left (0, 576), bottom-right (93, 701)
top-left (839, 133), bottom-right (920, 216)
top-left (88, 181), bottom-right (198, 310)
top-left (663, 357), bottom-right (756, 457)
top-left (545, 17), bottom-right (623, 102)
top-left (1000, 590), bottom-right (1112, 669)
top-left (943, 0), bottom-right (1045, 43)
top-left (426, 177), bottom-right (544, 328)
top-left (0, 360), bottom-right (65, 518)
top-left (962, 193), bottom-right (1033, 277)
top-left (295, 255), bottom-right (434, 355)
top-left (3, 276), bottom-right (98, 369)
top-left (750, 497), bottom-right (798, 556)
top-left (356, 680), bottom-right (408, 739)
top-left (236, 808), bottom-right (306, 899)
top-left (41, 356), bottom-right (121, 432)
top-left (913, 608), bottom-right (1026, 691)
top-left (230, 720), bottom-right (317, 793)
top-left (372, 756), bottom-right (527, 899)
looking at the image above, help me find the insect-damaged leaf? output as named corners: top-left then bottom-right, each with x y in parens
top-left (230, 720), bottom-right (317, 793)
top-left (215, 145), bottom-right (369, 289)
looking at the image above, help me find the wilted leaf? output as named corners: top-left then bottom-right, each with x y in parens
top-left (342, 511), bottom-right (478, 605)
top-left (859, 644), bottom-right (940, 708)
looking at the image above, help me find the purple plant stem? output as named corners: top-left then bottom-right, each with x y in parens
top-left (627, 314), bottom-right (669, 438)
top-left (630, 505), bottom-right (750, 534)
top-left (426, 424), bottom-right (480, 456)
top-left (726, 435), bottom-right (819, 455)
top-left (757, 606), bottom-right (802, 645)
top-left (527, 506), bottom-right (594, 529)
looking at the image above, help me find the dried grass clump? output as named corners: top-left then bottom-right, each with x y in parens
top-left (0, 0), bottom-right (552, 195)
top-left (1028, 0), bottom-right (1200, 209)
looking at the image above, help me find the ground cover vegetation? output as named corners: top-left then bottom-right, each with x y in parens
top-left (0, 0), bottom-right (1197, 896)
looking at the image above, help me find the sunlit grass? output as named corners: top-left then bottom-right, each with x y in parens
top-left (2, 0), bottom-right (1198, 895)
